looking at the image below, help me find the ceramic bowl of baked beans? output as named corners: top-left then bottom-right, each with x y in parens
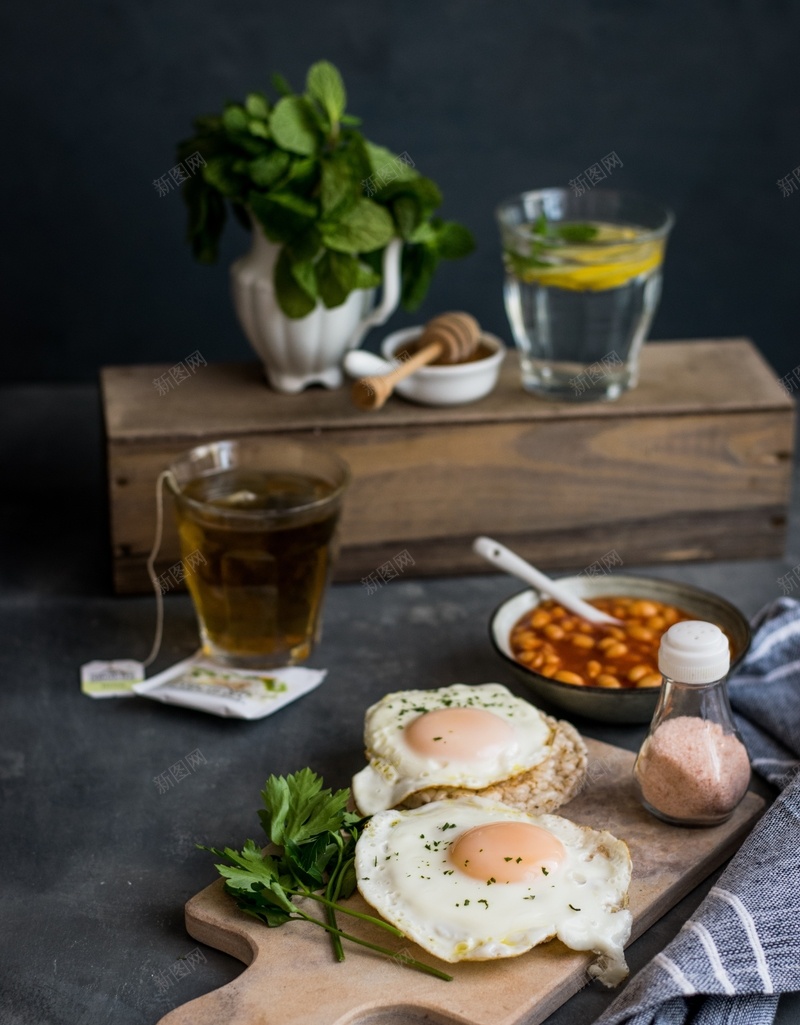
top-left (489, 574), bottom-right (751, 723)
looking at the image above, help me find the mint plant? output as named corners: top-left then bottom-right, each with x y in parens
top-left (178, 61), bottom-right (474, 318)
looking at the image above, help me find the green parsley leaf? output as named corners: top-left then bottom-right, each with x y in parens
top-left (201, 768), bottom-right (452, 982)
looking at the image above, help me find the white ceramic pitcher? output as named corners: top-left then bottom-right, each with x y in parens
top-left (231, 222), bottom-right (402, 394)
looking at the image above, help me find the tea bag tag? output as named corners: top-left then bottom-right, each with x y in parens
top-left (81, 659), bottom-right (145, 699)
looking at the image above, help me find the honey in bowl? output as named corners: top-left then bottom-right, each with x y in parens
top-left (509, 596), bottom-right (733, 689)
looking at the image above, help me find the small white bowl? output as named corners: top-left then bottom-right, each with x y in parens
top-left (379, 327), bottom-right (506, 407)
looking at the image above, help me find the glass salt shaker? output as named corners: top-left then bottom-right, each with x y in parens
top-left (633, 621), bottom-right (751, 826)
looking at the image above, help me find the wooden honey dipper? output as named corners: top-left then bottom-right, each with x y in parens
top-left (351, 312), bottom-right (481, 411)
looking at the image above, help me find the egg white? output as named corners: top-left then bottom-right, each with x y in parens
top-left (352, 683), bottom-right (553, 815)
top-left (354, 796), bottom-right (632, 986)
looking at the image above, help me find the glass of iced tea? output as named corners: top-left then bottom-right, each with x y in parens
top-left (166, 439), bottom-right (350, 668)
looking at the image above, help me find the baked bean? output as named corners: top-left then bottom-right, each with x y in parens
top-left (511, 596), bottom-right (731, 691)
top-left (554, 670), bottom-right (585, 686)
top-left (597, 674), bottom-right (622, 688)
top-left (519, 636), bottom-right (542, 651)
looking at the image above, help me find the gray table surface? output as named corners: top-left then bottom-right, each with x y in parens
top-left (1, 383), bottom-right (798, 1025)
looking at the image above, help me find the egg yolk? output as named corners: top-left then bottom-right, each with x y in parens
top-left (449, 821), bottom-right (566, 883)
top-left (404, 707), bottom-right (516, 761)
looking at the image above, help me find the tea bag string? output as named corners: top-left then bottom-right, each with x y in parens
top-left (143, 470), bottom-right (178, 669)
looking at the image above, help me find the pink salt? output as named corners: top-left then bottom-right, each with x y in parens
top-left (637, 716), bottom-right (751, 821)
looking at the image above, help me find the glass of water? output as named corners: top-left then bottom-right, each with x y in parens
top-left (496, 189), bottom-right (674, 401)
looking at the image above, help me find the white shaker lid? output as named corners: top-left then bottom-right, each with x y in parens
top-left (658, 621), bottom-right (731, 684)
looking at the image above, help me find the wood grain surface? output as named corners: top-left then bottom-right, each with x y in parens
top-left (157, 738), bottom-right (765, 1025)
top-left (102, 339), bottom-right (795, 593)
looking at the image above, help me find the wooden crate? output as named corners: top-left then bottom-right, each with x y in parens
top-left (101, 339), bottom-right (795, 594)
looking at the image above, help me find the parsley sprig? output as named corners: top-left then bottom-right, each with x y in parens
top-left (200, 768), bottom-right (452, 981)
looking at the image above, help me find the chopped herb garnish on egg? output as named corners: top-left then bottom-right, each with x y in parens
top-left (503, 857), bottom-right (513, 862)
top-left (464, 899), bottom-right (470, 906)
top-left (478, 899), bottom-right (489, 909)
top-left (542, 867), bottom-right (549, 876)
top-left (569, 904), bottom-right (581, 911)
top-left (440, 823), bottom-right (456, 831)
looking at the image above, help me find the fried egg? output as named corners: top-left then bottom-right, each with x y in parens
top-left (355, 796), bottom-right (632, 986)
top-left (352, 684), bottom-right (553, 815)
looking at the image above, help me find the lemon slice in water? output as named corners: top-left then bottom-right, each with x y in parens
top-left (520, 223), bottom-right (665, 292)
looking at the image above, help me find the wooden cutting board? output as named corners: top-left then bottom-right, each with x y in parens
top-left (158, 739), bottom-right (765, 1025)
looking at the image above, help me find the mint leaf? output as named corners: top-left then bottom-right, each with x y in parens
top-left (201, 155), bottom-right (242, 198)
top-left (555, 222), bottom-right (599, 243)
top-left (321, 151), bottom-right (358, 216)
top-left (289, 256), bottom-right (318, 302)
top-left (247, 119), bottom-right (270, 139)
top-left (284, 157), bottom-right (319, 188)
top-left (392, 195), bottom-right (420, 239)
top-left (270, 96), bottom-right (319, 155)
top-left (306, 61), bottom-right (346, 129)
top-left (248, 151), bottom-right (290, 188)
top-left (354, 259), bottom-right (381, 289)
top-left (401, 244), bottom-right (438, 310)
top-left (320, 198), bottom-right (395, 254)
top-left (365, 142), bottom-right (418, 182)
top-left (249, 189), bottom-right (318, 244)
top-left (271, 72), bottom-right (292, 97)
top-left (433, 221), bottom-right (475, 259)
top-left (245, 92), bottom-right (270, 120)
top-left (287, 227), bottom-right (322, 264)
top-left (273, 248), bottom-right (316, 317)
top-left (316, 250), bottom-right (358, 308)
top-left (222, 105), bottom-right (248, 134)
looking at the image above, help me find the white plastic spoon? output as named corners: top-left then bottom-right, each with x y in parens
top-left (472, 536), bottom-right (621, 625)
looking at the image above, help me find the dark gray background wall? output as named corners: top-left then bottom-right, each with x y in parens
top-left (2, 0), bottom-right (798, 383)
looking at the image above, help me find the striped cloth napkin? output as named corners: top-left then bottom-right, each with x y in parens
top-left (594, 596), bottom-right (800, 1025)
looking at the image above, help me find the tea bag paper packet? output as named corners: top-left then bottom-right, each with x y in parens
top-left (132, 653), bottom-right (326, 720)
top-left (81, 660), bottom-right (145, 698)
